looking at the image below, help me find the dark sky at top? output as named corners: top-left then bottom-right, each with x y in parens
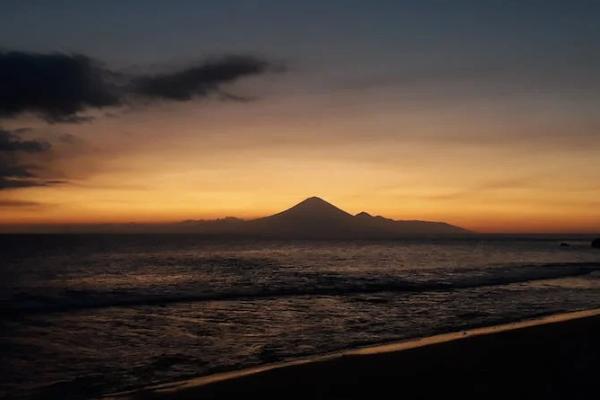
top-left (2, 1), bottom-right (599, 79)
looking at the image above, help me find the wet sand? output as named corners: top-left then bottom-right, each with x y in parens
top-left (106, 308), bottom-right (600, 400)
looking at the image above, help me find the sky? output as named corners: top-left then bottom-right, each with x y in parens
top-left (1, 0), bottom-right (599, 233)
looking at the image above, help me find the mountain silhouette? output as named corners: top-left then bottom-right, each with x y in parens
top-left (178, 196), bottom-right (470, 238)
top-left (255, 196), bottom-right (353, 225)
top-left (4, 196), bottom-right (471, 235)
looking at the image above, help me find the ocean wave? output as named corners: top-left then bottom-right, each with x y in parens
top-left (2, 262), bottom-right (599, 316)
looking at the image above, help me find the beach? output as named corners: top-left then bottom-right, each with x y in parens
top-left (107, 308), bottom-right (600, 400)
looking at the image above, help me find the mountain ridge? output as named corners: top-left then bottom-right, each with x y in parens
top-left (178, 196), bottom-right (471, 237)
top-left (1, 197), bottom-right (471, 235)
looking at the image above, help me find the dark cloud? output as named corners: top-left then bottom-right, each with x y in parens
top-left (0, 52), bottom-right (279, 190)
top-left (131, 55), bottom-right (272, 101)
top-left (0, 51), bottom-right (279, 123)
top-left (0, 51), bottom-right (120, 122)
top-left (0, 164), bottom-right (45, 189)
top-left (0, 129), bottom-right (51, 152)
top-left (0, 179), bottom-right (52, 189)
top-left (0, 129), bottom-right (54, 189)
top-left (0, 166), bottom-right (62, 189)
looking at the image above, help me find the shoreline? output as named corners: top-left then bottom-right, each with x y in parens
top-left (104, 307), bottom-right (600, 399)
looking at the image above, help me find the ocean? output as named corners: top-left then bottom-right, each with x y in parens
top-left (1, 234), bottom-right (599, 399)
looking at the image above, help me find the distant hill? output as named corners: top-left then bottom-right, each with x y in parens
top-left (177, 196), bottom-right (470, 238)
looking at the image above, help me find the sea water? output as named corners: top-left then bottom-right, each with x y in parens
top-left (1, 235), bottom-right (599, 399)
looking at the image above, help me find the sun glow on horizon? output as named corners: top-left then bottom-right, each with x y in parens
top-left (1, 3), bottom-right (600, 234)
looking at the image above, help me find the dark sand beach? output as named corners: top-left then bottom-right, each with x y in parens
top-left (106, 309), bottom-right (600, 400)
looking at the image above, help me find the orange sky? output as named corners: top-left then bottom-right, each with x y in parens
top-left (2, 91), bottom-right (600, 233)
top-left (2, 2), bottom-right (600, 233)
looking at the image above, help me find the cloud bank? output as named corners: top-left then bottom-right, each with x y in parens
top-left (0, 129), bottom-right (54, 189)
top-left (0, 51), bottom-right (279, 192)
top-left (0, 51), bottom-right (278, 122)
top-left (131, 55), bottom-right (272, 101)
